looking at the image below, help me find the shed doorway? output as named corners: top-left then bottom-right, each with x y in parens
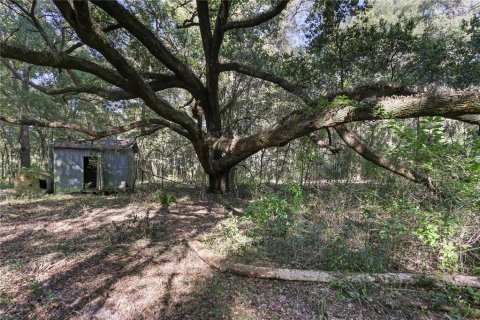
top-left (84, 156), bottom-right (98, 190)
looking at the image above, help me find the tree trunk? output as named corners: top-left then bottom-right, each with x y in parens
top-left (19, 125), bottom-right (31, 168)
top-left (207, 168), bottom-right (232, 193)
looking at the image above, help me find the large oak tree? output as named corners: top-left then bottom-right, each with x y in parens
top-left (0, 0), bottom-right (479, 192)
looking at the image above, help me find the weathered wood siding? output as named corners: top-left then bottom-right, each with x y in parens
top-left (102, 149), bottom-right (135, 190)
top-left (53, 148), bottom-right (135, 193)
top-left (53, 148), bottom-right (96, 193)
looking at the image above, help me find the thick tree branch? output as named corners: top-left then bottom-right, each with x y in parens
top-left (223, 0), bottom-right (290, 31)
top-left (91, 0), bottom-right (205, 99)
top-left (3, 57), bottom-right (186, 101)
top-left (14, 73), bottom-right (187, 101)
top-left (196, 0), bottom-right (213, 58)
top-left (334, 125), bottom-right (437, 191)
top-left (210, 90), bottom-right (480, 156)
top-left (0, 116), bottom-right (189, 139)
top-left (195, 0), bottom-right (231, 135)
top-left (212, 1), bottom-right (231, 55)
top-left (53, 0), bottom-right (197, 136)
top-left (220, 64), bottom-right (421, 108)
top-left (0, 42), bottom-right (130, 90)
top-left (327, 83), bottom-right (416, 100)
top-left (134, 125), bottom-right (164, 138)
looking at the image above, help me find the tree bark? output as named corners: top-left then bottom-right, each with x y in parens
top-left (207, 168), bottom-right (232, 193)
top-left (18, 125), bottom-right (31, 168)
top-left (188, 240), bottom-right (480, 288)
top-left (334, 125), bottom-right (437, 192)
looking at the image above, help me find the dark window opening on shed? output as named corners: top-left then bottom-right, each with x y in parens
top-left (39, 179), bottom-right (47, 190)
top-left (84, 156), bottom-right (98, 189)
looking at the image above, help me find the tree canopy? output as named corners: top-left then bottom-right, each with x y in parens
top-left (0, 0), bottom-right (479, 192)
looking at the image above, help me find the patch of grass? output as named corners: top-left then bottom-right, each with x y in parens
top-left (203, 216), bottom-right (253, 257)
top-left (428, 285), bottom-right (480, 318)
top-left (331, 279), bottom-right (376, 304)
top-left (322, 240), bottom-right (389, 273)
top-left (104, 213), bottom-right (160, 244)
top-left (26, 278), bottom-right (44, 297)
top-left (9, 259), bottom-right (23, 271)
top-left (0, 290), bottom-right (14, 307)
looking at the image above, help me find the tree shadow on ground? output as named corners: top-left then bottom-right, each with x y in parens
top-left (0, 189), bottom-right (226, 319)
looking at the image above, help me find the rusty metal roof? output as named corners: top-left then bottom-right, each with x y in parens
top-left (48, 139), bottom-right (138, 152)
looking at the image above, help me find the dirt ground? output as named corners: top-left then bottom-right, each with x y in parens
top-left (0, 187), bottom-right (472, 319)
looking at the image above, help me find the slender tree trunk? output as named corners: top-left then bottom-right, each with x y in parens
top-left (275, 144), bottom-right (291, 186)
top-left (259, 149), bottom-right (266, 180)
top-left (415, 117), bottom-right (421, 164)
top-left (19, 125), bottom-right (31, 168)
top-left (8, 148), bottom-right (13, 182)
top-left (1, 150), bottom-right (4, 179)
top-left (35, 127), bottom-right (47, 168)
top-left (15, 64), bottom-right (32, 169)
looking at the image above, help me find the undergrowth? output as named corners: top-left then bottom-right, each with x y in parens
top-left (104, 212), bottom-right (160, 244)
top-left (205, 180), bottom-right (479, 274)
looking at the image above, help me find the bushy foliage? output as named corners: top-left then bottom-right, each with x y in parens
top-left (244, 182), bottom-right (304, 237)
top-left (154, 189), bottom-right (177, 208)
top-left (388, 117), bottom-right (480, 202)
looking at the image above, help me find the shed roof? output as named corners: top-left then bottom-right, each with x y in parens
top-left (48, 139), bottom-right (138, 152)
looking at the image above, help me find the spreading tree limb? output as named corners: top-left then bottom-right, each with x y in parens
top-left (334, 125), bottom-right (437, 191)
top-left (0, 116), bottom-right (189, 139)
top-left (53, 0), bottom-right (197, 136)
top-left (210, 89), bottom-right (480, 158)
top-left (223, 0), bottom-right (290, 31)
top-left (91, 0), bottom-right (206, 99)
top-left (219, 62), bottom-right (314, 105)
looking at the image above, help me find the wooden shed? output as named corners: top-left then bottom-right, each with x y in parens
top-left (48, 139), bottom-right (138, 193)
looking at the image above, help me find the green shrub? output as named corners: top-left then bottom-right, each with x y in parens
top-left (414, 210), bottom-right (467, 271)
top-left (26, 278), bottom-right (43, 297)
top-left (0, 179), bottom-right (13, 190)
top-left (285, 181), bottom-right (304, 209)
top-left (154, 190), bottom-right (177, 208)
top-left (0, 291), bottom-right (14, 307)
top-left (244, 194), bottom-right (291, 236)
top-left (429, 284), bottom-right (480, 317)
top-left (244, 183), bottom-right (306, 237)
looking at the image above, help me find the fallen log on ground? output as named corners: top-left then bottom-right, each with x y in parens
top-left (188, 240), bottom-right (480, 288)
